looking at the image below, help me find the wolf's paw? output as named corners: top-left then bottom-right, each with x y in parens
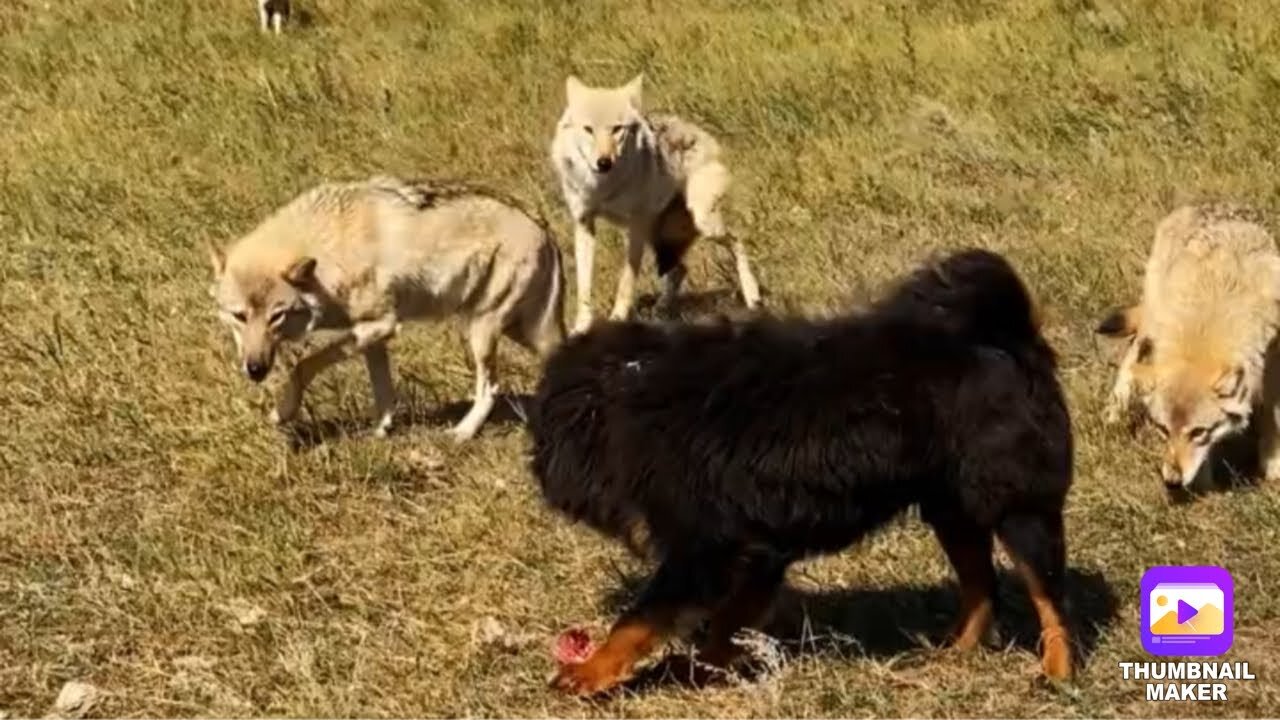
top-left (447, 424), bottom-right (477, 444)
top-left (1262, 462), bottom-right (1280, 484)
top-left (373, 416), bottom-right (395, 439)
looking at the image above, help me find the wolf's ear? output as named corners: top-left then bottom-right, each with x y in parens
top-left (565, 75), bottom-right (586, 103)
top-left (1214, 366), bottom-right (1245, 399)
top-left (282, 256), bottom-right (317, 287)
top-left (209, 244), bottom-right (226, 277)
top-left (622, 74), bottom-right (644, 108)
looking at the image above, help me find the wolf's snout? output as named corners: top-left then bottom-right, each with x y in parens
top-left (594, 156), bottom-right (614, 173)
top-left (244, 359), bottom-right (270, 383)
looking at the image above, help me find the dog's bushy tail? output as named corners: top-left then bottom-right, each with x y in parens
top-left (884, 248), bottom-right (1049, 360)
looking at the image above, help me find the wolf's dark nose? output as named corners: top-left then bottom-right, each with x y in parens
top-left (245, 360), bottom-right (269, 383)
top-left (595, 157), bottom-right (614, 173)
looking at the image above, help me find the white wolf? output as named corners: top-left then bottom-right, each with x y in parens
top-left (550, 74), bottom-right (762, 333)
top-left (210, 175), bottom-right (564, 441)
top-left (1097, 203), bottom-right (1280, 490)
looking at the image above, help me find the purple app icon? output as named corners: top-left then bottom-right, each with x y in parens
top-left (1140, 565), bottom-right (1233, 656)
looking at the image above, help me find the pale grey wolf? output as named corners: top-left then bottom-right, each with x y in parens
top-left (550, 74), bottom-right (762, 333)
top-left (1096, 203), bottom-right (1280, 490)
top-left (210, 175), bottom-right (565, 441)
top-left (258, 0), bottom-right (288, 34)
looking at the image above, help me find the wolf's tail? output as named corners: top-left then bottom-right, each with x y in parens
top-left (885, 248), bottom-right (1048, 358)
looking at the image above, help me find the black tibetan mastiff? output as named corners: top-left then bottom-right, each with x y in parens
top-left (529, 249), bottom-right (1074, 694)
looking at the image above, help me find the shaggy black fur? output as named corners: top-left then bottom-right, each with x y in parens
top-left (529, 248), bottom-right (1075, 688)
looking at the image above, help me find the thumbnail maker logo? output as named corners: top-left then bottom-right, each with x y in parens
top-left (1140, 566), bottom-right (1233, 656)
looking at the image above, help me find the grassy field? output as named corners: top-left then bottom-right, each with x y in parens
top-left (4, 0), bottom-right (1280, 716)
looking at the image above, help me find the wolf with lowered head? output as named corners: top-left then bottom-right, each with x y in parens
top-left (1097, 203), bottom-right (1280, 491)
top-left (210, 175), bottom-right (564, 441)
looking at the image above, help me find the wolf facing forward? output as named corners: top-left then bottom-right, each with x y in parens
top-left (550, 74), bottom-right (762, 333)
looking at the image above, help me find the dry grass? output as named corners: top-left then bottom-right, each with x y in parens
top-left (3, 0), bottom-right (1280, 716)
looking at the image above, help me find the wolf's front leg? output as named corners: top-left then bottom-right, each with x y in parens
top-left (1254, 396), bottom-right (1280, 482)
top-left (257, 0), bottom-right (271, 31)
top-left (351, 313), bottom-right (400, 350)
top-left (572, 219), bottom-right (597, 334)
top-left (363, 343), bottom-right (398, 438)
top-left (1103, 337), bottom-right (1142, 427)
top-left (609, 222), bottom-right (648, 322)
top-left (448, 321), bottom-right (499, 442)
top-left (272, 338), bottom-right (353, 425)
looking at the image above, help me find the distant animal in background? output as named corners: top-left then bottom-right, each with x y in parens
top-left (258, 0), bottom-right (289, 34)
top-left (209, 175), bottom-right (565, 442)
top-left (529, 249), bottom-right (1076, 694)
top-left (1096, 203), bottom-right (1280, 491)
top-left (550, 74), bottom-right (762, 334)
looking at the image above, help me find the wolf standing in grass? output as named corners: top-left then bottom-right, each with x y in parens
top-left (1097, 203), bottom-right (1280, 491)
top-left (550, 75), bottom-right (762, 333)
top-left (210, 175), bottom-right (564, 441)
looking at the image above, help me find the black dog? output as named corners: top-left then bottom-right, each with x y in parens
top-left (529, 249), bottom-right (1074, 694)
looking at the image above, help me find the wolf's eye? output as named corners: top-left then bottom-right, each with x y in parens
top-left (269, 309), bottom-right (290, 327)
top-left (1226, 411), bottom-right (1245, 426)
top-left (1152, 421), bottom-right (1170, 439)
top-left (1188, 426), bottom-right (1211, 444)
top-left (611, 124), bottom-right (625, 134)
top-left (230, 311), bottom-right (247, 324)
top-left (582, 125), bottom-right (593, 134)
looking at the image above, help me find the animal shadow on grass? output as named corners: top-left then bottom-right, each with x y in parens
top-left (601, 566), bottom-right (1118, 691)
top-left (282, 381), bottom-right (533, 452)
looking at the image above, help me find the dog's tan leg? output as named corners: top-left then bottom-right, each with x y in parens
top-left (272, 338), bottom-right (352, 425)
top-left (932, 521), bottom-right (996, 651)
top-left (998, 512), bottom-right (1073, 682)
top-left (257, 1), bottom-right (270, 31)
top-left (609, 221), bottom-right (648, 322)
top-left (449, 320), bottom-right (498, 442)
top-left (552, 550), bottom-right (719, 696)
top-left (572, 219), bottom-right (597, 335)
top-left (363, 342), bottom-right (397, 438)
top-left (657, 554), bottom-right (787, 687)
